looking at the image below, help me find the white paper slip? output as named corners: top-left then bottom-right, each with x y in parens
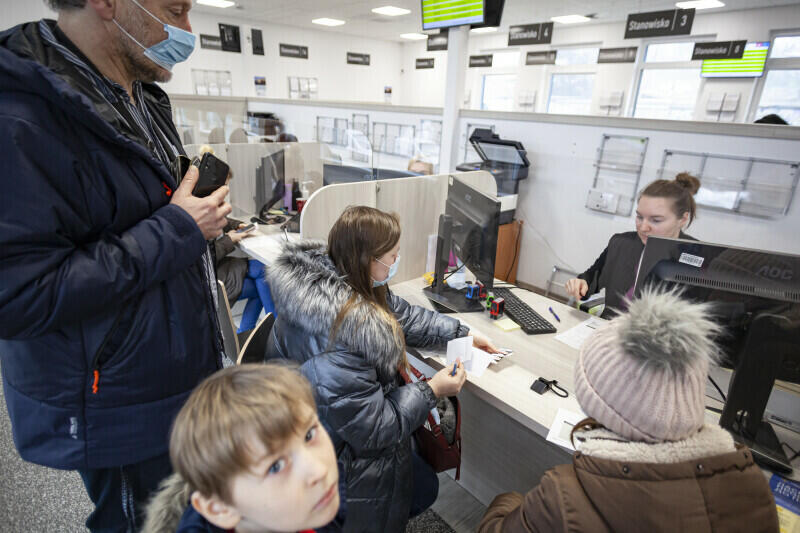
top-left (445, 336), bottom-right (494, 377)
top-left (546, 408), bottom-right (587, 452)
top-left (554, 317), bottom-right (607, 350)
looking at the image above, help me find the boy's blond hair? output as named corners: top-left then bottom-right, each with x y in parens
top-left (170, 363), bottom-right (316, 503)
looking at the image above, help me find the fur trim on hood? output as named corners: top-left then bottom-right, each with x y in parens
top-left (574, 424), bottom-right (736, 464)
top-left (142, 473), bottom-right (192, 533)
top-left (266, 240), bottom-right (405, 382)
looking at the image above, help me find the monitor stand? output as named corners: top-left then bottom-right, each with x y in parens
top-left (423, 285), bottom-right (484, 313)
top-left (719, 313), bottom-right (794, 474)
top-left (424, 213), bottom-right (485, 314)
top-left (731, 418), bottom-right (793, 474)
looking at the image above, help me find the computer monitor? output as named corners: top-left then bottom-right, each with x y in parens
top-left (255, 150), bottom-right (285, 217)
top-left (470, 0), bottom-right (504, 29)
top-left (423, 176), bottom-right (500, 313)
top-left (323, 164), bottom-right (372, 185)
top-left (634, 237), bottom-right (800, 473)
top-left (421, 0), bottom-right (484, 31)
top-left (322, 164), bottom-right (420, 185)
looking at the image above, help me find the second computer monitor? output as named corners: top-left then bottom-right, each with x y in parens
top-left (446, 176), bottom-right (501, 289)
top-left (633, 236), bottom-right (800, 473)
top-left (255, 149), bottom-right (285, 216)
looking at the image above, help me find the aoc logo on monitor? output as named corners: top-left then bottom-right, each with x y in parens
top-left (464, 193), bottom-right (472, 203)
top-left (756, 265), bottom-right (794, 280)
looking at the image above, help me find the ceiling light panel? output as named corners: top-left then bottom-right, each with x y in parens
top-left (471, 26), bottom-right (498, 33)
top-left (312, 18), bottom-right (346, 26)
top-left (675, 0), bottom-right (725, 8)
top-left (400, 33), bottom-right (428, 40)
top-left (551, 14), bottom-right (591, 24)
top-left (372, 6), bottom-right (411, 16)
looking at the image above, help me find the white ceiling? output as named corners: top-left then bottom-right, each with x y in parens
top-left (192, 0), bottom-right (800, 42)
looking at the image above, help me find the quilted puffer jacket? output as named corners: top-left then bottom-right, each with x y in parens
top-left (265, 241), bottom-right (468, 533)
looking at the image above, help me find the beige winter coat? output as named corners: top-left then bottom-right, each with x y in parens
top-left (478, 424), bottom-right (779, 533)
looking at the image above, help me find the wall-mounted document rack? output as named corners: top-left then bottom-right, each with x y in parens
top-left (372, 122), bottom-right (416, 157)
top-left (658, 149), bottom-right (800, 219)
top-left (586, 134), bottom-right (649, 216)
top-left (315, 116), bottom-right (349, 146)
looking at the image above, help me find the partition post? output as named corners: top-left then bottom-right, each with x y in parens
top-left (439, 25), bottom-right (468, 173)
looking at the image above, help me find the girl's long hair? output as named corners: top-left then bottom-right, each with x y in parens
top-left (327, 206), bottom-right (407, 369)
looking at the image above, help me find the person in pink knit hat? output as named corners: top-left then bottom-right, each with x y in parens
top-left (478, 288), bottom-right (780, 533)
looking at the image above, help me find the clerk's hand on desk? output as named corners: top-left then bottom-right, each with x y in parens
top-left (227, 225), bottom-right (255, 244)
top-left (471, 330), bottom-right (501, 354)
top-left (565, 278), bottom-right (589, 301)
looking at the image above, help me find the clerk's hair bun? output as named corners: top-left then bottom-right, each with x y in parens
top-left (674, 172), bottom-right (701, 195)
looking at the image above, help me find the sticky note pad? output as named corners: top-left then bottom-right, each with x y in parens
top-left (494, 318), bottom-right (520, 331)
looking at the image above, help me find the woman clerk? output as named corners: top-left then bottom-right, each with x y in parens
top-left (564, 173), bottom-right (700, 317)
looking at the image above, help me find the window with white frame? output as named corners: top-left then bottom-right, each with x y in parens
top-left (644, 41), bottom-right (695, 62)
top-left (547, 73), bottom-right (595, 115)
top-left (755, 34), bottom-right (800, 125)
top-left (481, 74), bottom-right (517, 111)
top-left (634, 68), bottom-right (701, 120)
top-left (770, 35), bottom-right (800, 59)
top-left (633, 41), bottom-right (702, 120)
top-left (492, 50), bottom-right (520, 68)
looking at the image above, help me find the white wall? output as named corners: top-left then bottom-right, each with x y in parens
top-left (0, 3), bottom-right (404, 104)
top-left (457, 113), bottom-right (800, 290)
top-left (0, 2), bottom-right (55, 26)
top-left (163, 11), bottom-right (405, 103)
top-left (398, 4), bottom-right (800, 120)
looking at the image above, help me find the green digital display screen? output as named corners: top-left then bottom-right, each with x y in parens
top-left (702, 42), bottom-right (769, 78)
top-left (421, 0), bottom-right (485, 30)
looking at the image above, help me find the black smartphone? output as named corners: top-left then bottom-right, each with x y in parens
top-left (173, 154), bottom-right (192, 185)
top-left (193, 152), bottom-right (230, 197)
top-left (235, 223), bottom-right (256, 233)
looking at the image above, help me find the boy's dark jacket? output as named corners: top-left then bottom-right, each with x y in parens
top-left (142, 472), bottom-right (345, 533)
top-left (0, 20), bottom-right (219, 470)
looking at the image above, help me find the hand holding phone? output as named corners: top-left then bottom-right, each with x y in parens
top-left (170, 165), bottom-right (231, 240)
top-left (193, 153), bottom-right (230, 198)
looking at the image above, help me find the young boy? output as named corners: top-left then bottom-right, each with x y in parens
top-left (143, 364), bottom-right (343, 533)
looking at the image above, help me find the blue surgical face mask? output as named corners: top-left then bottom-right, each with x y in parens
top-left (372, 255), bottom-right (401, 287)
top-left (114, 0), bottom-right (196, 71)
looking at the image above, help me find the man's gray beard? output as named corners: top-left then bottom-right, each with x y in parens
top-left (119, 35), bottom-right (172, 84)
top-left (116, 7), bottom-right (173, 85)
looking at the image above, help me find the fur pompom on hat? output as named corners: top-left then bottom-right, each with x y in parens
top-left (574, 287), bottom-right (721, 443)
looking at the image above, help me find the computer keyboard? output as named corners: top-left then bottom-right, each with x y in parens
top-left (491, 287), bottom-right (557, 335)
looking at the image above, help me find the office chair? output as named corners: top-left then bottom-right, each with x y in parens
top-left (208, 127), bottom-right (225, 144)
top-left (216, 280), bottom-right (240, 363)
top-left (229, 128), bottom-right (248, 143)
top-left (237, 313), bottom-right (274, 365)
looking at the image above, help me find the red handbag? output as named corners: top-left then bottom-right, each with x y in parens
top-left (400, 364), bottom-right (462, 480)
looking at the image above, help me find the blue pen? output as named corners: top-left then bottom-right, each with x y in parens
top-left (548, 306), bottom-right (561, 323)
top-left (450, 363), bottom-right (458, 376)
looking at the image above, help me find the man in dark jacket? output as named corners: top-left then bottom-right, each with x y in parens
top-left (0, 1), bottom-right (230, 531)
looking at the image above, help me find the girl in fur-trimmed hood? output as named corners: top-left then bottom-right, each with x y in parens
top-left (479, 288), bottom-right (780, 533)
top-left (264, 206), bottom-right (498, 533)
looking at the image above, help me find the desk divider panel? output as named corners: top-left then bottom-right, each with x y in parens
top-left (186, 142), bottom-right (325, 216)
top-left (300, 171), bottom-right (496, 284)
top-left (300, 181), bottom-right (378, 242)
